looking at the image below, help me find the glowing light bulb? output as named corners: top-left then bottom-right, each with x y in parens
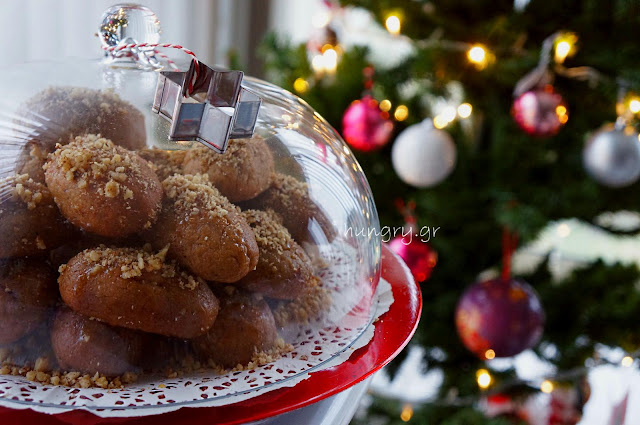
top-left (554, 33), bottom-right (578, 63)
top-left (476, 369), bottom-right (492, 389)
top-left (630, 99), bottom-right (640, 114)
top-left (484, 349), bottom-right (495, 360)
top-left (322, 48), bottom-right (338, 73)
top-left (540, 380), bottom-right (554, 393)
top-left (433, 115), bottom-right (448, 129)
top-left (394, 105), bottom-right (409, 121)
top-left (311, 55), bottom-right (325, 73)
top-left (555, 42), bottom-right (571, 62)
top-left (293, 78), bottom-right (309, 94)
top-left (379, 99), bottom-right (392, 112)
top-left (468, 45), bottom-right (488, 68)
top-left (385, 15), bottom-right (401, 35)
top-left (458, 103), bottom-right (473, 118)
top-left (555, 105), bottom-right (567, 117)
top-left (400, 403), bottom-right (413, 422)
top-left (622, 356), bottom-right (634, 367)
top-left (442, 106), bottom-right (457, 123)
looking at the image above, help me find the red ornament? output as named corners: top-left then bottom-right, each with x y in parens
top-left (455, 277), bottom-right (544, 359)
top-left (388, 233), bottom-right (437, 283)
top-left (512, 87), bottom-right (568, 137)
top-left (342, 95), bottom-right (394, 152)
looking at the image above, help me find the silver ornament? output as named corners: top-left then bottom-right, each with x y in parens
top-left (391, 120), bottom-right (457, 188)
top-left (99, 4), bottom-right (161, 49)
top-left (583, 125), bottom-right (640, 188)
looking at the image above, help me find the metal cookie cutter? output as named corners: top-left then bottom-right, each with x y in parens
top-left (152, 60), bottom-right (261, 153)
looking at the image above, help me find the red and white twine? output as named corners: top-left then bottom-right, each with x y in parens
top-left (102, 43), bottom-right (200, 94)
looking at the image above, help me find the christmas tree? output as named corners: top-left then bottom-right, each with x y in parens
top-left (259, 1), bottom-right (640, 423)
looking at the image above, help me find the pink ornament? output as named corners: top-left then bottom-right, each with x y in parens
top-left (342, 96), bottom-right (394, 152)
top-left (512, 87), bottom-right (568, 137)
top-left (388, 234), bottom-right (437, 283)
top-left (455, 277), bottom-right (544, 359)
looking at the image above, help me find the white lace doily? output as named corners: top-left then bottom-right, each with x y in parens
top-left (0, 241), bottom-right (393, 417)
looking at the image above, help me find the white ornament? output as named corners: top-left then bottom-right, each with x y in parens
top-left (391, 120), bottom-right (457, 188)
top-left (583, 124), bottom-right (640, 188)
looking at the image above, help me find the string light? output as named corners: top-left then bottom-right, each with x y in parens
top-left (484, 349), bottom-right (495, 360)
top-left (323, 48), bottom-right (338, 73)
top-left (476, 369), bottom-right (492, 389)
top-left (629, 98), bottom-right (640, 114)
top-left (370, 347), bottom-right (640, 409)
top-left (400, 403), bottom-right (413, 422)
top-left (457, 103), bottom-right (473, 119)
top-left (555, 42), bottom-right (571, 62)
top-left (385, 14), bottom-right (401, 35)
top-left (554, 32), bottom-right (578, 63)
top-left (433, 115), bottom-right (449, 129)
top-left (552, 103), bottom-right (569, 124)
top-left (442, 106), bottom-right (457, 123)
top-left (621, 356), bottom-right (634, 367)
top-left (380, 99), bottom-right (392, 112)
top-left (311, 55), bottom-right (325, 73)
top-left (540, 380), bottom-right (554, 393)
top-left (293, 78), bottom-right (309, 94)
top-left (394, 105), bottom-right (409, 121)
top-left (311, 48), bottom-right (339, 75)
top-left (468, 46), bottom-right (486, 63)
top-left (467, 45), bottom-right (492, 70)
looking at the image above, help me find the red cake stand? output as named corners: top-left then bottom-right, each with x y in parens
top-left (0, 243), bottom-right (421, 425)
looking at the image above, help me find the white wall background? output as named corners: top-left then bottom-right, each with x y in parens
top-left (269, 0), bottom-right (324, 43)
top-left (0, 0), bottom-right (263, 69)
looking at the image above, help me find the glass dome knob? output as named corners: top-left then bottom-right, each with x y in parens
top-left (99, 3), bottom-right (161, 48)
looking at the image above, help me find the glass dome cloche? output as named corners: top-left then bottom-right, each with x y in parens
top-left (0, 3), bottom-right (381, 402)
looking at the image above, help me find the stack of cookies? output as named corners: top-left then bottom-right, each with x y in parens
top-left (0, 86), bottom-right (334, 387)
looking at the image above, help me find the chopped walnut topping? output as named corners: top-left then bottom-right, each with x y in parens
top-left (46, 134), bottom-right (147, 200)
top-left (162, 173), bottom-right (239, 220)
top-left (80, 245), bottom-right (201, 289)
top-left (242, 209), bottom-right (289, 256)
top-left (104, 180), bottom-right (120, 198)
top-left (35, 236), bottom-right (46, 250)
top-left (186, 138), bottom-right (255, 170)
top-left (2, 174), bottom-right (50, 209)
top-left (269, 174), bottom-right (309, 210)
top-left (138, 148), bottom-right (186, 180)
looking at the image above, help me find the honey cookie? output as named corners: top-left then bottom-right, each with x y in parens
top-left (240, 173), bottom-right (336, 245)
top-left (149, 174), bottom-right (258, 283)
top-left (138, 147), bottom-right (186, 181)
top-left (44, 135), bottom-right (163, 238)
top-left (193, 288), bottom-right (278, 368)
top-left (0, 259), bottom-right (58, 344)
top-left (182, 136), bottom-right (274, 202)
top-left (51, 307), bottom-right (145, 376)
top-left (236, 209), bottom-right (315, 300)
top-left (15, 140), bottom-right (48, 184)
top-left (48, 232), bottom-right (144, 270)
top-left (0, 174), bottom-right (71, 258)
top-left (17, 86), bottom-right (146, 151)
top-left (58, 246), bottom-right (219, 338)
